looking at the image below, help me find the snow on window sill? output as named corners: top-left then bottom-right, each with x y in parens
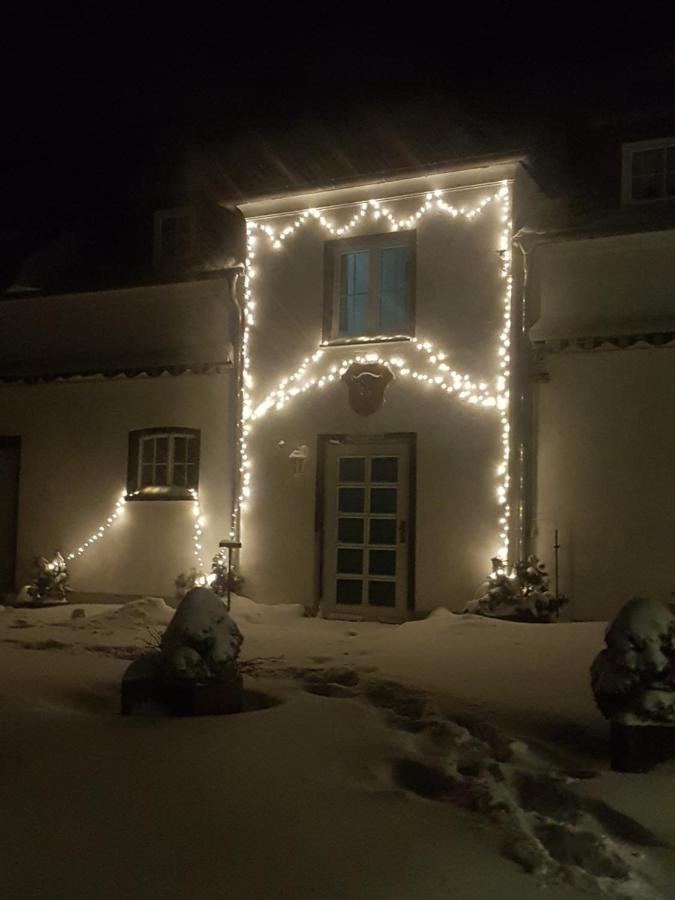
top-left (125, 486), bottom-right (196, 502)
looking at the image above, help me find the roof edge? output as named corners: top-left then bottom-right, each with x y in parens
top-left (237, 151), bottom-right (529, 212)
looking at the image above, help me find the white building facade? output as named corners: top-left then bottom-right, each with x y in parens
top-left (237, 159), bottom-right (535, 620)
top-left (529, 225), bottom-right (675, 620)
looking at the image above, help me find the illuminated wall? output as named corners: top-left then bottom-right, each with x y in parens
top-left (238, 164), bottom-right (526, 613)
top-left (0, 374), bottom-right (233, 597)
top-left (532, 229), bottom-right (675, 619)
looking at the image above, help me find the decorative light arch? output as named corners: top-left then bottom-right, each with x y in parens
top-left (235, 182), bottom-right (513, 559)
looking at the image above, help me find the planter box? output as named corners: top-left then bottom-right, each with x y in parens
top-left (121, 653), bottom-right (243, 717)
top-left (610, 720), bottom-right (675, 773)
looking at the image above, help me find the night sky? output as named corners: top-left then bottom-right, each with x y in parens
top-left (2, 6), bottom-right (674, 219)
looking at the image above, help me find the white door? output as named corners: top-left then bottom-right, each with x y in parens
top-left (321, 438), bottom-right (412, 621)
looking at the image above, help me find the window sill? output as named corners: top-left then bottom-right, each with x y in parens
top-left (125, 486), bottom-right (197, 502)
top-left (320, 335), bottom-right (414, 348)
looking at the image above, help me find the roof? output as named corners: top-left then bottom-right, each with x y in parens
top-left (0, 273), bottom-right (237, 382)
top-left (238, 153), bottom-right (529, 218)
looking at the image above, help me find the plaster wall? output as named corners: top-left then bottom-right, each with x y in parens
top-left (243, 374), bottom-right (501, 613)
top-left (534, 349), bottom-right (675, 620)
top-left (0, 374), bottom-right (233, 597)
top-left (537, 230), bottom-right (675, 323)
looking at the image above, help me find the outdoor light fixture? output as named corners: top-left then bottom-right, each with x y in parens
top-left (288, 444), bottom-right (309, 476)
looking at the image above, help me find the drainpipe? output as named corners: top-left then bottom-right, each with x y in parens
top-left (512, 228), bottom-right (538, 560)
top-left (227, 265), bottom-right (246, 545)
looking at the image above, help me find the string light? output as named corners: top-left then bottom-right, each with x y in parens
top-left (238, 182), bottom-right (513, 560)
top-left (189, 488), bottom-right (206, 571)
top-left (64, 488), bottom-right (209, 574)
top-left (65, 491), bottom-right (127, 560)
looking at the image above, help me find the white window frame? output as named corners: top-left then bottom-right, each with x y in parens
top-left (621, 137), bottom-right (675, 205)
top-left (153, 207), bottom-right (195, 264)
top-left (323, 230), bottom-right (416, 344)
top-left (127, 428), bottom-right (200, 500)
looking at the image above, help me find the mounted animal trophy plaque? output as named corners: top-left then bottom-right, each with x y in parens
top-left (341, 362), bottom-right (394, 416)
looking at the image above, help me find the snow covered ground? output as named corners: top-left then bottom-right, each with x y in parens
top-left (1, 596), bottom-right (673, 899)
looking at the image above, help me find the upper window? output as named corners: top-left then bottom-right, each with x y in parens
top-left (153, 208), bottom-right (195, 263)
top-left (323, 231), bottom-right (415, 342)
top-left (622, 138), bottom-right (675, 204)
top-left (127, 428), bottom-right (200, 500)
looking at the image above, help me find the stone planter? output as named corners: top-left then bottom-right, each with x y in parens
top-left (610, 721), bottom-right (675, 773)
top-left (121, 653), bottom-right (243, 717)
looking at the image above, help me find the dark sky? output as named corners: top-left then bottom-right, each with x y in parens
top-left (2, 5), bottom-right (674, 215)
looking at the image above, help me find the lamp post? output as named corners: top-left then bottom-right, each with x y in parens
top-left (218, 539), bottom-right (242, 611)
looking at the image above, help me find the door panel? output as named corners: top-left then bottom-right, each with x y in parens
top-left (0, 438), bottom-right (20, 593)
top-left (322, 438), bottom-right (412, 621)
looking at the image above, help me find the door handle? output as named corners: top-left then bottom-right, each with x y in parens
top-left (399, 520), bottom-right (406, 543)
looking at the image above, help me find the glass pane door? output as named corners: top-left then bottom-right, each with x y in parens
top-left (322, 439), bottom-right (411, 621)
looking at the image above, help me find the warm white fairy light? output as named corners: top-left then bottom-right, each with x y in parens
top-left (238, 182), bottom-right (514, 559)
top-left (65, 491), bottom-right (127, 560)
top-left (189, 488), bottom-right (206, 571)
top-left (65, 488), bottom-right (208, 573)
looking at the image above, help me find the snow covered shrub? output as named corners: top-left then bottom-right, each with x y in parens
top-left (210, 547), bottom-right (243, 598)
top-left (175, 553), bottom-right (242, 604)
top-left (465, 556), bottom-right (567, 622)
top-left (17, 552), bottom-right (70, 606)
top-left (161, 587), bottom-right (244, 683)
top-left (174, 568), bottom-right (205, 603)
top-left (591, 597), bottom-right (675, 724)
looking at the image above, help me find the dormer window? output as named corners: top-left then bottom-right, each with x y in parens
top-left (153, 208), bottom-right (195, 263)
top-left (622, 138), bottom-right (675, 204)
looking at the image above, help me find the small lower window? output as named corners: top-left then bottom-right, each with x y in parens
top-left (127, 428), bottom-right (200, 500)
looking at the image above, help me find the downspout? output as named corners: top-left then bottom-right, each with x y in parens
top-left (227, 265), bottom-right (246, 544)
top-left (512, 228), bottom-right (537, 560)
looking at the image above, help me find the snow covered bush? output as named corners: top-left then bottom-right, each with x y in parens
top-left (210, 547), bottom-right (243, 598)
top-left (16, 552), bottom-right (70, 606)
top-left (161, 587), bottom-right (244, 683)
top-left (591, 597), bottom-right (675, 725)
top-left (175, 553), bottom-right (243, 605)
top-left (465, 556), bottom-right (567, 622)
top-left (174, 568), bottom-right (206, 603)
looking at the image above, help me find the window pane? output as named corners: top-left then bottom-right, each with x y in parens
top-left (632, 175), bottom-right (663, 201)
top-left (369, 519), bottom-right (397, 544)
top-left (186, 464), bottom-right (198, 488)
top-left (337, 549), bottom-right (363, 574)
top-left (369, 550), bottom-right (396, 576)
top-left (339, 487), bottom-right (365, 513)
top-left (186, 438), bottom-right (198, 463)
top-left (141, 464), bottom-right (154, 487)
top-left (379, 246), bottom-right (409, 331)
top-left (336, 579), bottom-right (362, 604)
top-left (141, 440), bottom-right (155, 465)
top-left (370, 487), bottom-right (397, 513)
top-left (371, 456), bottom-right (398, 482)
top-left (339, 251), bottom-right (369, 335)
top-left (339, 457), bottom-right (365, 482)
top-left (172, 463), bottom-right (187, 486)
top-left (632, 149), bottom-right (664, 176)
top-left (154, 465), bottom-right (167, 486)
top-left (173, 437), bottom-right (186, 463)
top-left (368, 581), bottom-right (396, 607)
top-left (338, 518), bottom-right (364, 543)
top-left (155, 437), bottom-right (168, 463)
